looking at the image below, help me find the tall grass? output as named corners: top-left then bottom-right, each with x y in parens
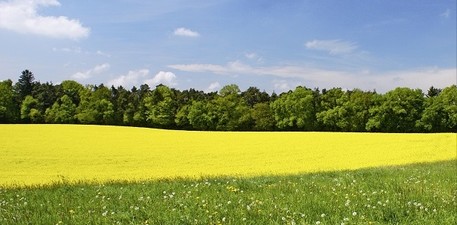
top-left (1, 160), bottom-right (455, 225)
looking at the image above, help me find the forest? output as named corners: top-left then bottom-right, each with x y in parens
top-left (0, 70), bottom-right (456, 132)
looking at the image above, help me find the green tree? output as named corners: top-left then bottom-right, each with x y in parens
top-left (426, 86), bottom-right (442, 98)
top-left (32, 82), bottom-right (60, 117)
top-left (20, 95), bottom-right (42, 123)
top-left (60, 80), bottom-right (84, 106)
top-left (366, 87), bottom-right (424, 132)
top-left (0, 80), bottom-right (18, 122)
top-left (111, 86), bottom-right (130, 125)
top-left (316, 89), bottom-right (376, 132)
top-left (271, 86), bottom-right (316, 130)
top-left (187, 100), bottom-right (216, 130)
top-left (144, 85), bottom-right (178, 128)
top-left (219, 84), bottom-right (240, 97)
top-left (419, 85), bottom-right (457, 132)
top-left (45, 95), bottom-right (77, 124)
top-left (241, 87), bottom-right (270, 108)
top-left (175, 104), bottom-right (192, 129)
top-left (251, 102), bottom-right (275, 130)
top-left (211, 85), bottom-right (251, 130)
top-left (76, 85), bottom-right (114, 124)
top-left (316, 88), bottom-right (346, 131)
top-left (343, 89), bottom-right (377, 132)
top-left (15, 69), bottom-right (35, 102)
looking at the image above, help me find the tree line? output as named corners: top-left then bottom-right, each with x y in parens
top-left (1, 70), bottom-right (456, 132)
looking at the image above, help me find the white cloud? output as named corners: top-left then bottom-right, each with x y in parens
top-left (107, 69), bottom-right (149, 87)
top-left (96, 50), bottom-right (111, 58)
top-left (173, 27), bottom-right (200, 37)
top-left (305, 39), bottom-right (358, 55)
top-left (206, 81), bottom-right (221, 92)
top-left (72, 63), bottom-right (110, 80)
top-left (0, 0), bottom-right (89, 40)
top-left (145, 71), bottom-right (177, 87)
top-left (440, 9), bottom-right (451, 18)
top-left (169, 61), bottom-right (456, 93)
top-left (272, 80), bottom-right (291, 92)
top-left (245, 52), bottom-right (263, 62)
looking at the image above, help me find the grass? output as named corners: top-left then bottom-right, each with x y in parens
top-left (0, 124), bottom-right (455, 187)
top-left (0, 160), bottom-right (455, 225)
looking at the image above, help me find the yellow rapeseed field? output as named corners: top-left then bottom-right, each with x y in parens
top-left (0, 124), bottom-right (455, 187)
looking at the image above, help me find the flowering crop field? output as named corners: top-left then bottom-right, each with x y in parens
top-left (0, 125), bottom-right (456, 224)
top-left (0, 124), bottom-right (454, 187)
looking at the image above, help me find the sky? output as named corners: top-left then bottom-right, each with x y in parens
top-left (0, 0), bottom-right (455, 93)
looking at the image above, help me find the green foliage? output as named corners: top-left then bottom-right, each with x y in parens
top-left (45, 95), bottom-right (77, 124)
top-left (317, 88), bottom-right (346, 131)
top-left (76, 86), bottom-right (114, 124)
top-left (144, 85), bottom-right (178, 128)
top-left (317, 89), bottom-right (377, 132)
top-left (60, 80), bottom-right (84, 106)
top-left (20, 95), bottom-right (42, 123)
top-left (187, 101), bottom-right (216, 130)
top-left (15, 70), bottom-right (35, 102)
top-left (1, 161), bottom-right (455, 224)
top-left (0, 80), bottom-right (18, 122)
top-left (251, 102), bottom-right (274, 130)
top-left (271, 87), bottom-right (316, 130)
top-left (419, 85), bottom-right (457, 132)
top-left (3, 69), bottom-right (456, 132)
top-left (212, 90), bottom-right (251, 131)
top-left (366, 87), bottom-right (425, 132)
top-left (219, 84), bottom-right (241, 97)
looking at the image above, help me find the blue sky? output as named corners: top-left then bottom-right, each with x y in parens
top-left (0, 0), bottom-right (455, 93)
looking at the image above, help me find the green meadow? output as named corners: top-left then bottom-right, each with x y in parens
top-left (1, 160), bottom-right (455, 225)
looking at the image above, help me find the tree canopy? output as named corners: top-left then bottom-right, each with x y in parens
top-left (1, 69), bottom-right (456, 133)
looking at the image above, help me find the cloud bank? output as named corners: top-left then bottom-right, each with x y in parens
top-left (0, 0), bottom-right (89, 40)
top-left (169, 61), bottom-right (456, 93)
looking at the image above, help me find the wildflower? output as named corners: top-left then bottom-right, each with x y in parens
top-left (321, 213), bottom-right (326, 218)
top-left (316, 221), bottom-right (321, 225)
top-left (352, 212), bottom-right (357, 216)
